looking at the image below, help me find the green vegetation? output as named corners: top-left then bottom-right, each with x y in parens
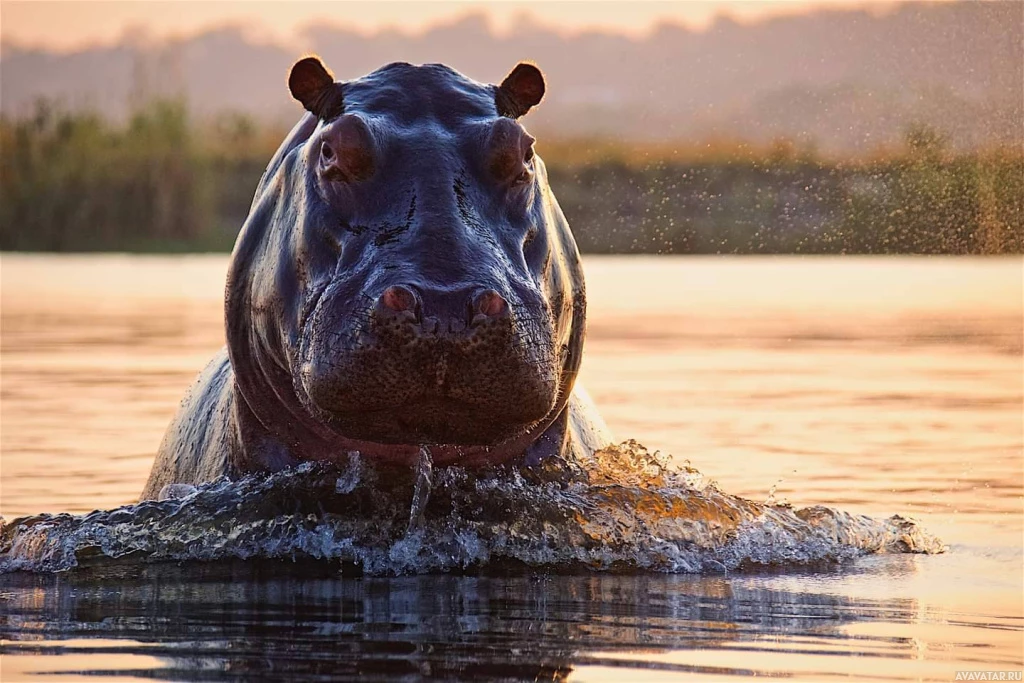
top-left (2, 102), bottom-right (1020, 253)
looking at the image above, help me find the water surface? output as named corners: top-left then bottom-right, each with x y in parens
top-left (1, 255), bottom-right (1021, 680)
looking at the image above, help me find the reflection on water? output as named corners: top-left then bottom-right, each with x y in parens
top-left (2, 561), bottom-right (1021, 681)
top-left (1, 254), bottom-right (1022, 680)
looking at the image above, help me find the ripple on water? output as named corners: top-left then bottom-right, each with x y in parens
top-left (0, 442), bottom-right (945, 575)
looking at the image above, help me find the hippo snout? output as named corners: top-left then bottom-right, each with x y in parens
top-left (298, 280), bottom-right (557, 446)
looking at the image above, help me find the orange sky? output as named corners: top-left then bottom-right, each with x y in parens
top-left (1, 1), bottom-right (935, 51)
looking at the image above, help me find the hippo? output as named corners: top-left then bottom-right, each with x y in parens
top-left (141, 57), bottom-right (612, 501)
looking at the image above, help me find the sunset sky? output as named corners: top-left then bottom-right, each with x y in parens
top-left (2, 0), bottom-right (939, 50)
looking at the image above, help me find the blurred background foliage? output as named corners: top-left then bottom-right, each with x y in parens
top-left (1, 101), bottom-right (1020, 254)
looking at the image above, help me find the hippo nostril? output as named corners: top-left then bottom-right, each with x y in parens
top-left (378, 285), bottom-right (420, 322)
top-left (471, 289), bottom-right (508, 326)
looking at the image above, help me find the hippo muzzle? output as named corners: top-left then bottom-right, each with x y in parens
top-left (298, 274), bottom-right (559, 445)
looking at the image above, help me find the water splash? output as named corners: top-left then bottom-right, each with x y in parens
top-left (407, 448), bottom-right (433, 535)
top-left (0, 441), bottom-right (945, 575)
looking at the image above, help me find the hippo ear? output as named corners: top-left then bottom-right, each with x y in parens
top-left (289, 56), bottom-right (344, 120)
top-left (496, 63), bottom-right (545, 119)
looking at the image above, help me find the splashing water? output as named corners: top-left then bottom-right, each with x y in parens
top-left (0, 442), bottom-right (944, 575)
top-left (407, 448), bottom-right (434, 535)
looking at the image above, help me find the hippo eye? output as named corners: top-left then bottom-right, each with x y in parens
top-left (320, 142), bottom-right (335, 161)
top-left (514, 148), bottom-right (535, 185)
top-left (513, 146), bottom-right (535, 184)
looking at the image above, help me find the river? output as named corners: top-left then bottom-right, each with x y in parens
top-left (1, 254), bottom-right (1021, 681)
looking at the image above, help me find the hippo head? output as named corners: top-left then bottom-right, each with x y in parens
top-left (225, 57), bottom-right (585, 467)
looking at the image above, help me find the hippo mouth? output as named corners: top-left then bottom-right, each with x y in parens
top-left (306, 391), bottom-right (554, 446)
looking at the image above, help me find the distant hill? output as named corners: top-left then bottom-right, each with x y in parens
top-left (2, 1), bottom-right (1020, 153)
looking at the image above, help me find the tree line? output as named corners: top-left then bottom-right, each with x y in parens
top-left (1, 102), bottom-right (1020, 254)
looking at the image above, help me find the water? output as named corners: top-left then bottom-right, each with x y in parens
top-left (1, 254), bottom-right (1021, 680)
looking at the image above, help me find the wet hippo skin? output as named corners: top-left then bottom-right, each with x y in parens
top-left (141, 57), bottom-right (611, 501)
